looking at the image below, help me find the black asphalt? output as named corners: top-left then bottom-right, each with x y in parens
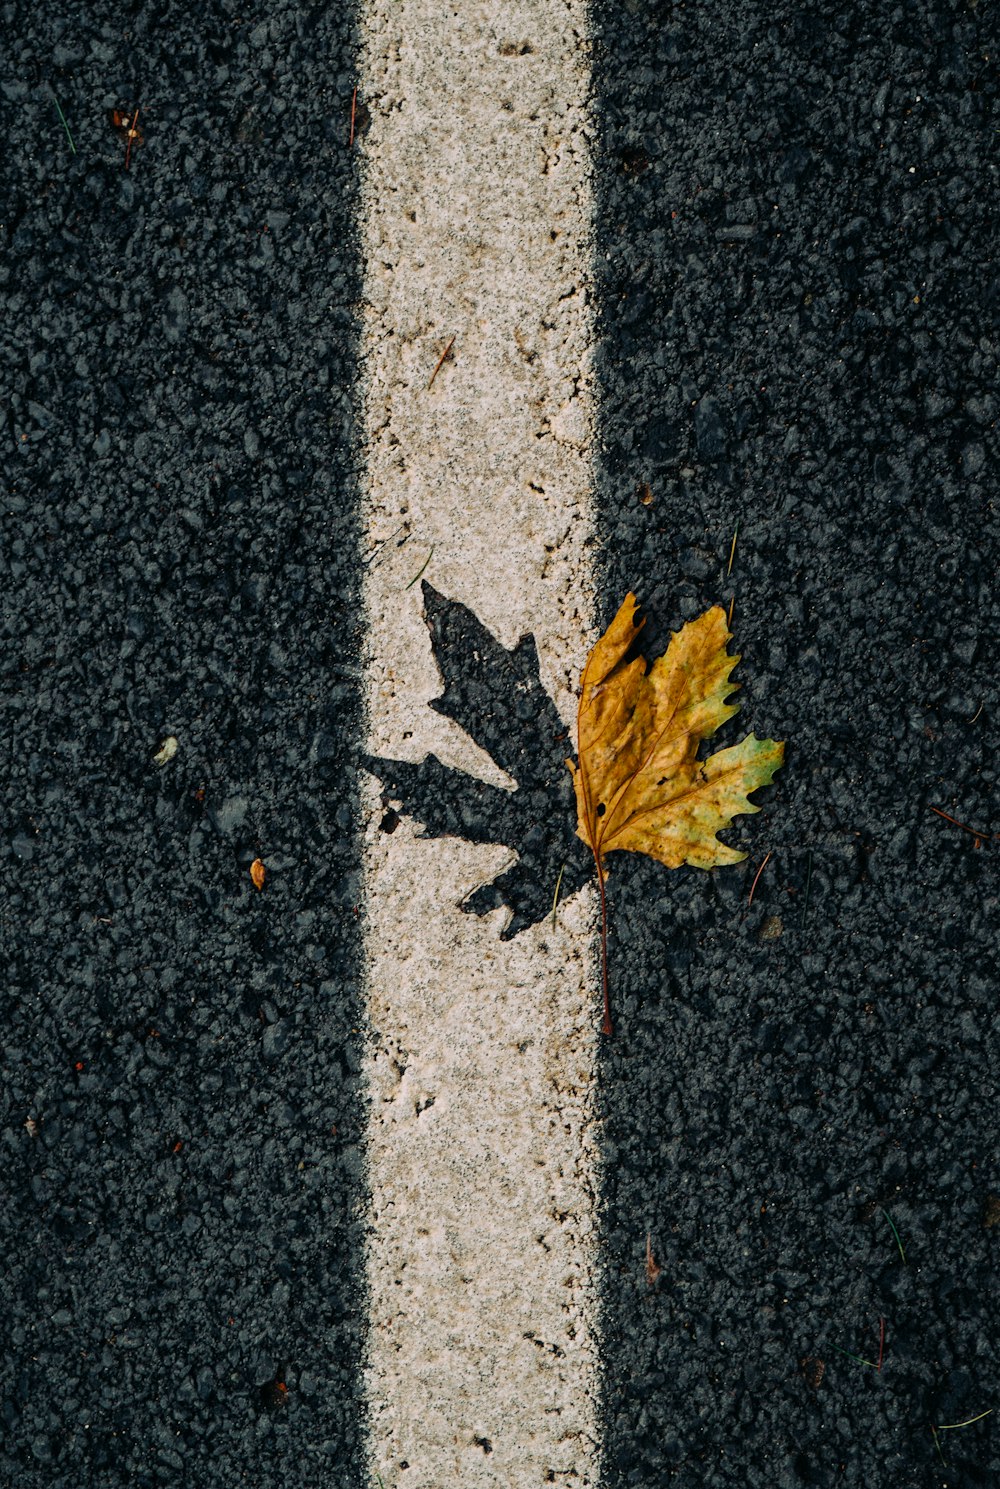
top-left (3, 4), bottom-right (368, 1485)
top-left (591, 3), bottom-right (999, 1485)
top-left (2, 3), bottom-right (998, 1488)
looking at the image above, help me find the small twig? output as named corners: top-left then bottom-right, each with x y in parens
top-left (726, 521), bottom-right (739, 577)
top-left (52, 93), bottom-right (76, 155)
top-left (349, 87), bottom-right (358, 148)
top-left (364, 523), bottom-right (409, 569)
top-left (929, 1412), bottom-right (994, 1466)
top-left (936, 1409), bottom-right (993, 1431)
top-left (427, 334), bottom-right (456, 389)
top-left (404, 544), bottom-right (434, 590)
top-left (967, 701), bottom-right (984, 723)
top-left (931, 1426), bottom-right (946, 1466)
top-left (125, 106), bottom-right (140, 170)
top-left (929, 803), bottom-right (995, 850)
top-left (829, 1344), bottom-right (879, 1369)
top-left (550, 862), bottom-right (566, 928)
top-left (727, 594), bottom-right (735, 627)
top-left (882, 1209), bottom-right (906, 1265)
top-left (800, 849), bottom-right (813, 927)
top-left (595, 852), bottom-right (612, 1036)
top-left (747, 850), bottom-right (772, 907)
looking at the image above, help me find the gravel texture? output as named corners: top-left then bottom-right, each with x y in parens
top-left (3, 1), bottom-right (998, 1487)
top-left (2, 4), bottom-right (369, 1485)
top-left (590, 2), bottom-right (999, 1485)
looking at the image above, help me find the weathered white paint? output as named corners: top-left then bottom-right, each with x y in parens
top-left (358, 4), bottom-right (600, 1486)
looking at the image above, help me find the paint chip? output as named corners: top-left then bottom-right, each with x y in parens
top-left (153, 735), bottom-right (179, 766)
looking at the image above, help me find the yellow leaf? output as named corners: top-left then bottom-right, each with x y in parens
top-left (568, 595), bottom-right (784, 1032)
top-left (250, 858), bottom-right (266, 891)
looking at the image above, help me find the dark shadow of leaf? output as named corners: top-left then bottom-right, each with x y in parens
top-left (366, 583), bottom-right (591, 935)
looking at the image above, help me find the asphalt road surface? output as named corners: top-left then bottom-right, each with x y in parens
top-left (3, 2), bottom-right (998, 1487)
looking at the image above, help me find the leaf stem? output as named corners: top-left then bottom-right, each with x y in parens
top-left (594, 851), bottom-right (612, 1036)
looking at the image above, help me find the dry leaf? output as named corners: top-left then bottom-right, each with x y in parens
top-left (569, 595), bottom-right (783, 870)
top-left (250, 858), bottom-right (266, 891)
top-left (568, 595), bottom-right (784, 1032)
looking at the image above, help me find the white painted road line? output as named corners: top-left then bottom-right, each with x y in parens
top-left (359, 3), bottom-right (600, 1485)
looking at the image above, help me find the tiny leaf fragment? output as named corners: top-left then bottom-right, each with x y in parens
top-left (153, 735), bottom-right (179, 766)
